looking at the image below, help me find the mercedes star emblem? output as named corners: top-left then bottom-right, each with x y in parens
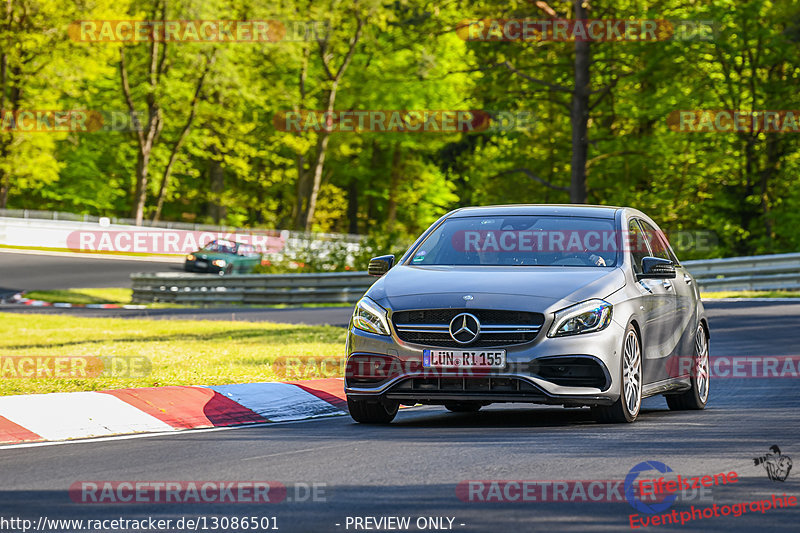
top-left (449, 313), bottom-right (481, 344)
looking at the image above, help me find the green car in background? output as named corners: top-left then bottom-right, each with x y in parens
top-left (184, 239), bottom-right (262, 275)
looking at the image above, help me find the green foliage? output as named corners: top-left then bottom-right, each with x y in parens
top-left (5, 0), bottom-right (800, 258)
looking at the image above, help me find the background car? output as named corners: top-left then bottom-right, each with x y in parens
top-left (345, 204), bottom-right (710, 424)
top-left (184, 239), bottom-right (262, 275)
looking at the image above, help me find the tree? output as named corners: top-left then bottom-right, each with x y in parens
top-left (118, 0), bottom-right (216, 225)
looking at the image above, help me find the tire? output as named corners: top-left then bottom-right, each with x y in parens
top-left (666, 323), bottom-right (709, 410)
top-left (347, 397), bottom-right (399, 424)
top-left (593, 324), bottom-right (642, 423)
top-left (444, 402), bottom-right (482, 413)
top-left (220, 264), bottom-right (233, 276)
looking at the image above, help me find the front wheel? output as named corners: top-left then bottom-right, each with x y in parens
top-left (593, 324), bottom-right (642, 423)
top-left (666, 323), bottom-right (709, 410)
top-left (347, 397), bottom-right (399, 424)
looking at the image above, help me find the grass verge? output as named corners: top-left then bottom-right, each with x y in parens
top-left (24, 288), bottom-right (133, 305)
top-left (701, 290), bottom-right (800, 299)
top-left (0, 312), bottom-right (346, 395)
top-left (0, 244), bottom-right (182, 258)
top-left (21, 287), bottom-right (353, 309)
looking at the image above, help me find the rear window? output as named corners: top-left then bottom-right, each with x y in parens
top-left (407, 215), bottom-right (618, 267)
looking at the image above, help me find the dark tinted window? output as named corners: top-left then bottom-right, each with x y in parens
top-left (408, 215), bottom-right (618, 267)
top-left (628, 219), bottom-right (650, 274)
top-left (640, 221), bottom-right (676, 263)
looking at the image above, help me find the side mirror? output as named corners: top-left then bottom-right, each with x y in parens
top-left (639, 256), bottom-right (676, 279)
top-left (368, 255), bottom-right (395, 277)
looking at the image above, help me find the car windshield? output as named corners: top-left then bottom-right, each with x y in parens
top-left (408, 215), bottom-right (618, 267)
top-left (203, 240), bottom-right (237, 254)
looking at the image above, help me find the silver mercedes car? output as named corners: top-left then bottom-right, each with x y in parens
top-left (344, 205), bottom-right (710, 424)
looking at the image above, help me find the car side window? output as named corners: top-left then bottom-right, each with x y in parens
top-left (628, 219), bottom-right (650, 274)
top-left (640, 221), bottom-right (675, 263)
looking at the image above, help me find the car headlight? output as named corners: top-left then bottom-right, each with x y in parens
top-left (352, 297), bottom-right (390, 336)
top-left (548, 299), bottom-right (612, 337)
top-left (187, 254), bottom-right (195, 261)
top-left (212, 259), bottom-right (226, 267)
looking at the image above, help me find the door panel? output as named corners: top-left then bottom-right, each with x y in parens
top-left (639, 220), bottom-right (691, 380)
top-left (628, 218), bottom-right (675, 384)
top-left (672, 265), bottom-right (699, 359)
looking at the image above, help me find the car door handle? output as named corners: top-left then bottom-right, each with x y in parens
top-left (684, 274), bottom-right (693, 284)
top-left (663, 280), bottom-right (673, 290)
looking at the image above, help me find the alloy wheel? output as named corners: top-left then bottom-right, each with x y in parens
top-left (695, 325), bottom-right (710, 403)
top-left (623, 330), bottom-right (642, 417)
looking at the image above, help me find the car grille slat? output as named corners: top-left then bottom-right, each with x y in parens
top-left (392, 309), bottom-right (544, 348)
top-left (393, 377), bottom-right (541, 393)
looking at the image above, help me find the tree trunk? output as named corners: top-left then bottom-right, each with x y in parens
top-left (761, 135), bottom-right (780, 245)
top-left (386, 144), bottom-right (402, 232)
top-left (347, 179), bottom-right (359, 234)
top-left (207, 148), bottom-right (225, 224)
top-left (302, 83), bottom-right (338, 231)
top-left (0, 56), bottom-right (17, 209)
top-left (293, 164), bottom-right (310, 229)
top-left (569, 0), bottom-right (591, 204)
top-left (298, 15), bottom-right (364, 231)
top-left (0, 169), bottom-right (8, 209)
top-left (131, 150), bottom-right (150, 223)
top-left (152, 53), bottom-right (215, 222)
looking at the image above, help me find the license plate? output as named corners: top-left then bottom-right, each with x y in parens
top-left (422, 349), bottom-right (506, 368)
top-left (195, 260), bottom-right (207, 267)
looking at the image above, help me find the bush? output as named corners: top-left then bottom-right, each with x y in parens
top-left (253, 231), bottom-right (411, 274)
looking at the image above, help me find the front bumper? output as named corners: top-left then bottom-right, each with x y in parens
top-left (184, 260), bottom-right (225, 273)
top-left (344, 317), bottom-right (626, 407)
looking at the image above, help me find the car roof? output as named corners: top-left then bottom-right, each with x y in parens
top-left (448, 204), bottom-right (621, 219)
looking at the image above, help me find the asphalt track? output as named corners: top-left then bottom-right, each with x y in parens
top-left (0, 250), bottom-right (182, 293)
top-left (1, 300), bottom-right (799, 532)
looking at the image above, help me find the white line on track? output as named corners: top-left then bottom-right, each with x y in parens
top-left (243, 441), bottom-right (358, 461)
top-left (704, 298), bottom-right (800, 302)
top-left (0, 248), bottom-right (181, 263)
top-left (0, 413), bottom-right (348, 451)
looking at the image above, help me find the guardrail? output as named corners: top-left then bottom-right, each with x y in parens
top-left (131, 271), bottom-right (373, 305)
top-left (0, 208), bottom-right (362, 239)
top-left (0, 212), bottom-right (363, 262)
top-left (684, 253), bottom-right (800, 291)
top-left (130, 253), bottom-right (800, 305)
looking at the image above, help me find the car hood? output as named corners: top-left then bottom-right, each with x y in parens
top-left (192, 251), bottom-right (229, 260)
top-left (367, 265), bottom-right (626, 312)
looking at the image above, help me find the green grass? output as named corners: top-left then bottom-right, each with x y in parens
top-left (24, 288), bottom-right (133, 305)
top-left (23, 287), bottom-right (354, 309)
top-left (701, 290), bottom-right (800, 299)
top-left (0, 243), bottom-right (182, 258)
top-left (0, 313), bottom-right (346, 395)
